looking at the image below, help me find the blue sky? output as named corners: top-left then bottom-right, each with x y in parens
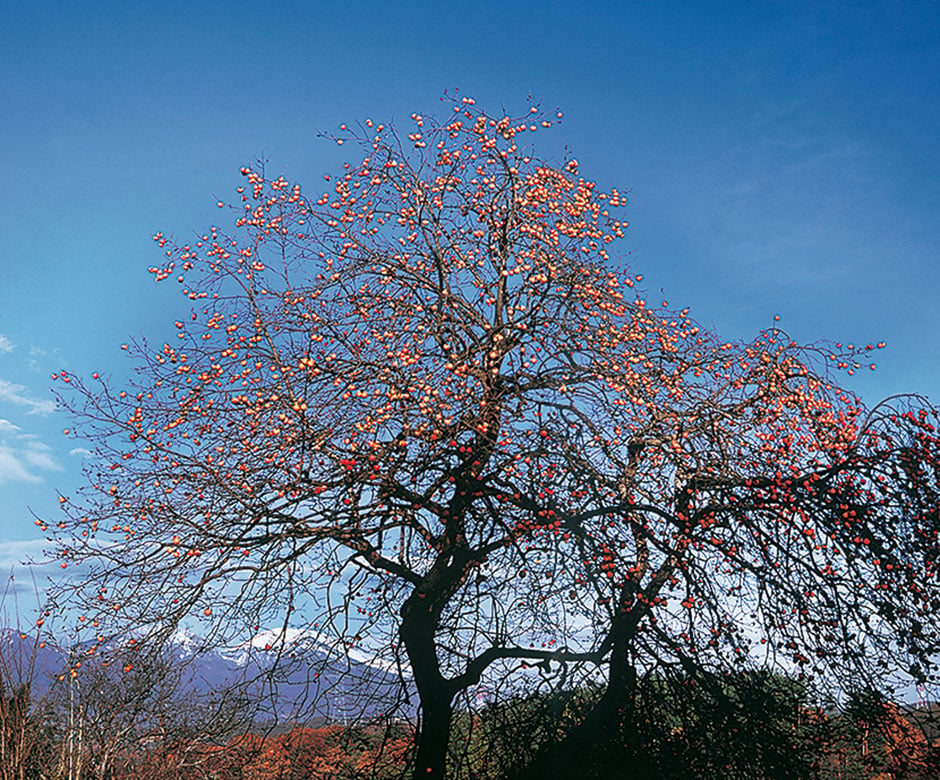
top-left (2, 1), bottom-right (939, 596)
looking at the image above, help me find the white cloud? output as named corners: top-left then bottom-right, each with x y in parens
top-left (0, 447), bottom-right (42, 483)
top-left (25, 345), bottom-right (57, 374)
top-left (0, 539), bottom-right (70, 610)
top-left (0, 379), bottom-right (56, 415)
top-left (23, 448), bottom-right (61, 472)
top-left (0, 538), bottom-right (49, 570)
top-left (0, 424), bottom-right (61, 483)
top-left (0, 335), bottom-right (14, 354)
top-left (68, 447), bottom-right (92, 457)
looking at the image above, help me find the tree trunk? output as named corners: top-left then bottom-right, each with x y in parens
top-left (411, 688), bottom-right (452, 780)
top-left (519, 600), bottom-right (639, 780)
top-left (400, 590), bottom-right (453, 780)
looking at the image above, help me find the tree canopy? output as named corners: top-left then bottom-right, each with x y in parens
top-left (48, 98), bottom-right (940, 779)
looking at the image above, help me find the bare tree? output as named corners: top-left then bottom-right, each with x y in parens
top-left (0, 579), bottom-right (60, 780)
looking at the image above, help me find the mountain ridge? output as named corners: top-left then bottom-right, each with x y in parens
top-left (0, 626), bottom-right (412, 722)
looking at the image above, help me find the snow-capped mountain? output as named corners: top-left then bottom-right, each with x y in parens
top-left (219, 626), bottom-right (409, 676)
top-left (0, 626), bottom-right (413, 722)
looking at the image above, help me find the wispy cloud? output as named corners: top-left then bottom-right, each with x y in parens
top-left (0, 538), bottom-right (50, 571)
top-left (68, 447), bottom-right (91, 458)
top-left (0, 335), bottom-right (14, 354)
top-left (0, 448), bottom-right (41, 483)
top-left (0, 539), bottom-right (69, 609)
top-left (23, 446), bottom-right (60, 472)
top-left (0, 419), bottom-right (61, 483)
top-left (25, 345), bottom-right (59, 374)
top-left (0, 419), bottom-right (22, 434)
top-left (0, 379), bottom-right (55, 415)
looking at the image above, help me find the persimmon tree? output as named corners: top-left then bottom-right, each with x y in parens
top-left (48, 97), bottom-right (940, 779)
